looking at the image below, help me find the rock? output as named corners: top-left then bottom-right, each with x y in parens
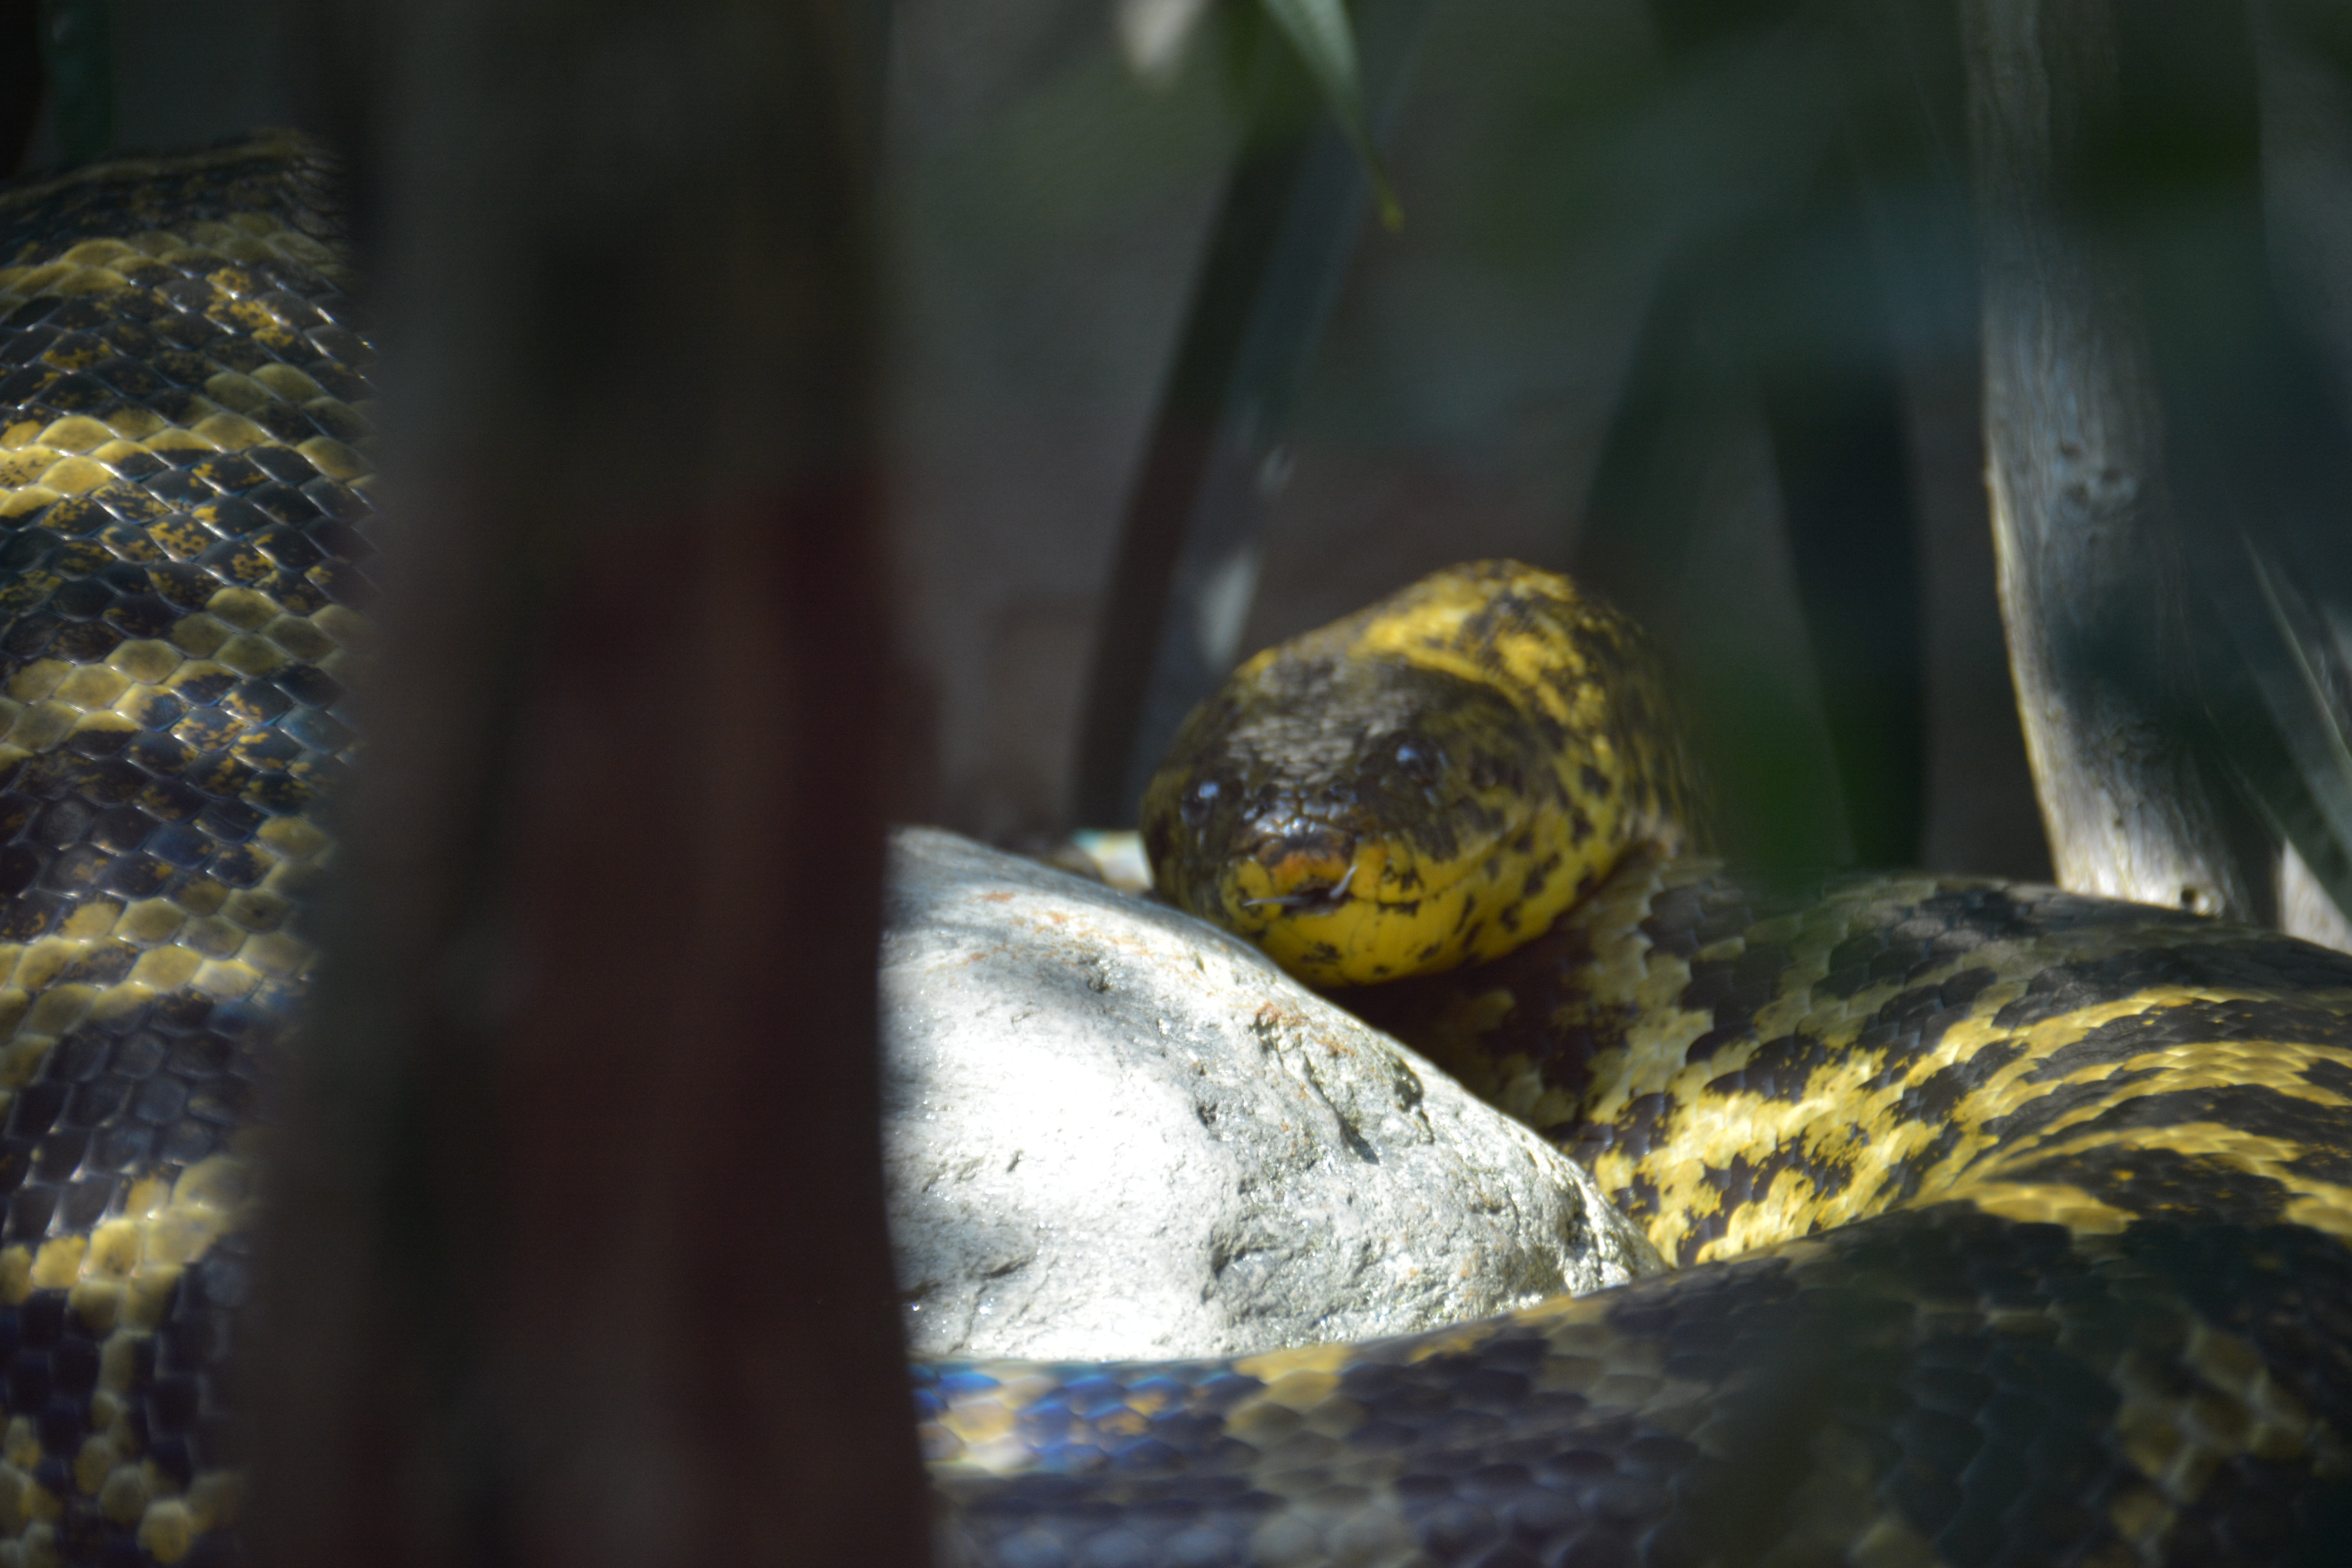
top-left (880, 826), bottom-right (1664, 1363)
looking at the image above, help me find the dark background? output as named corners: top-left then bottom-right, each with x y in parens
top-left (1, 0), bottom-right (2126, 881)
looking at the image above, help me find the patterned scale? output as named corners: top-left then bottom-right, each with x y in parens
top-left (0, 135), bottom-right (372, 1566)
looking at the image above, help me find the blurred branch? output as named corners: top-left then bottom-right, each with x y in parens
top-left (1256, 0), bottom-right (1401, 226)
top-left (1576, 2), bottom-right (1935, 874)
top-left (2235, 547), bottom-right (2352, 902)
top-left (1114, 0), bottom-right (1398, 220)
top-left (255, 2), bottom-right (924, 1564)
top-left (1574, 258), bottom-right (1863, 872)
top-left (1071, 0), bottom-right (1433, 827)
top-left (2115, 0), bottom-right (2352, 947)
top-left (1960, 0), bottom-right (2271, 920)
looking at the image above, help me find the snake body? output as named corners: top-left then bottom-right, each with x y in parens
top-left (0, 137), bottom-right (368, 1566)
top-left (926, 564), bottom-right (2352, 1566)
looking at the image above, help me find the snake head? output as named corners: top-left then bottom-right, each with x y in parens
top-left (1141, 563), bottom-right (1705, 988)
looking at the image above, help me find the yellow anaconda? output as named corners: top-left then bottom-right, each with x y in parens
top-left (925, 563), bottom-right (2352, 1566)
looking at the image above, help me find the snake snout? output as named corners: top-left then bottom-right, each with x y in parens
top-left (1238, 827), bottom-right (1360, 911)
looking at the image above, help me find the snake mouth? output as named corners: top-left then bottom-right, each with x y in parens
top-left (1222, 828), bottom-right (1381, 924)
top-left (1225, 817), bottom-right (1512, 922)
top-left (1242, 862), bottom-right (1358, 911)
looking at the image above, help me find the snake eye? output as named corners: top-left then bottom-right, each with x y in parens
top-left (1389, 737), bottom-right (1443, 787)
top-left (1180, 778), bottom-right (1222, 830)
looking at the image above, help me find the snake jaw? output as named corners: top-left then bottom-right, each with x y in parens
top-left (1241, 861), bottom-right (1357, 911)
top-left (1214, 817), bottom-right (1548, 987)
top-left (1221, 827), bottom-right (1374, 925)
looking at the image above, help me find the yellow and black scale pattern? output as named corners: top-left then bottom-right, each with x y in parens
top-left (927, 564), bottom-right (2352, 1566)
top-left (0, 135), bottom-right (371, 1566)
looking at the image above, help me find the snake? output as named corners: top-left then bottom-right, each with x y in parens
top-left (5, 138), bottom-right (2351, 1568)
top-left (922, 562), bottom-right (2352, 1566)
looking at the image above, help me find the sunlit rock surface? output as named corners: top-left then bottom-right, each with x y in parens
top-left (880, 827), bottom-right (1663, 1362)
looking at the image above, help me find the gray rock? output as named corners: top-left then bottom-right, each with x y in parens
top-left (880, 827), bottom-right (1663, 1363)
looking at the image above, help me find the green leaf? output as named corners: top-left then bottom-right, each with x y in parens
top-left (1254, 0), bottom-right (1402, 228)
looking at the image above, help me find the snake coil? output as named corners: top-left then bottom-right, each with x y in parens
top-left (925, 564), bottom-right (2352, 1566)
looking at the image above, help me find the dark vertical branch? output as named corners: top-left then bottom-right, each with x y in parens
top-left (2114, 0), bottom-right (2352, 941)
top-left (1751, 147), bottom-right (1926, 869)
top-left (255, 3), bottom-right (924, 1566)
top-left (1070, 0), bottom-right (1436, 827)
top-left (1578, 1), bottom-right (1937, 872)
top-left (1961, 0), bottom-right (2270, 920)
top-left (1067, 117), bottom-right (1338, 827)
top-left (1572, 263), bottom-right (1858, 871)
top-left (1572, 270), bottom-right (1728, 623)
